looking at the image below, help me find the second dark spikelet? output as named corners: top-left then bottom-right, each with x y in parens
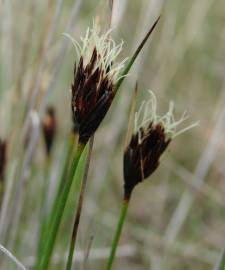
top-left (65, 22), bottom-right (127, 144)
top-left (124, 124), bottom-right (170, 200)
top-left (123, 90), bottom-right (197, 200)
top-left (0, 139), bottom-right (7, 182)
top-left (42, 107), bottom-right (57, 156)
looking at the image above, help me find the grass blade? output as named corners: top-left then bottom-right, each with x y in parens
top-left (38, 143), bottom-right (86, 270)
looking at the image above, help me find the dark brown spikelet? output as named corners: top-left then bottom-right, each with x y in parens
top-left (71, 48), bottom-right (115, 144)
top-left (123, 123), bottom-right (171, 200)
top-left (42, 107), bottom-right (57, 156)
top-left (0, 139), bottom-right (7, 182)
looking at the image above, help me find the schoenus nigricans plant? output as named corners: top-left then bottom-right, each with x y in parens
top-left (42, 106), bottom-right (57, 156)
top-left (39, 22), bottom-right (127, 270)
top-left (39, 18), bottom-right (160, 270)
top-left (106, 90), bottom-right (198, 270)
top-left (64, 23), bottom-right (128, 270)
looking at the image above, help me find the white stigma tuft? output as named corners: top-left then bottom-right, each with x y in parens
top-left (63, 21), bottom-right (128, 83)
top-left (134, 90), bottom-right (198, 139)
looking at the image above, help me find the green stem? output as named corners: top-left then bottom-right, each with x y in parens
top-left (66, 137), bottom-right (94, 270)
top-left (36, 155), bottom-right (51, 265)
top-left (47, 133), bottom-right (76, 227)
top-left (106, 200), bottom-right (129, 270)
top-left (35, 133), bottom-right (76, 270)
top-left (39, 142), bottom-right (85, 270)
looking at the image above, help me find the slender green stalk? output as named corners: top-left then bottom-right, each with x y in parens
top-left (66, 136), bottom-right (94, 270)
top-left (39, 142), bottom-right (85, 270)
top-left (215, 248), bottom-right (225, 270)
top-left (106, 199), bottom-right (129, 270)
top-left (36, 155), bottom-right (51, 264)
top-left (46, 133), bottom-right (77, 228)
top-left (35, 133), bottom-right (76, 269)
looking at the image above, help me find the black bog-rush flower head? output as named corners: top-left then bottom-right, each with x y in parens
top-left (123, 91), bottom-right (198, 200)
top-left (64, 22), bottom-right (127, 144)
top-left (42, 106), bottom-right (57, 156)
top-left (0, 139), bottom-right (7, 181)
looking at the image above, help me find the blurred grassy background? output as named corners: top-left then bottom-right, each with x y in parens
top-left (0, 0), bottom-right (225, 269)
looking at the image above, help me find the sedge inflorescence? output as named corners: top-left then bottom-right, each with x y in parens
top-left (64, 22), bottom-right (127, 144)
top-left (123, 90), bottom-right (198, 200)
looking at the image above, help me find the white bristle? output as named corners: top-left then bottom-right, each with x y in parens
top-left (134, 90), bottom-right (198, 139)
top-left (63, 21), bottom-right (128, 83)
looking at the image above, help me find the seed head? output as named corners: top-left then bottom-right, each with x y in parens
top-left (42, 106), bottom-right (56, 156)
top-left (64, 22), bottom-right (127, 144)
top-left (123, 91), bottom-right (198, 200)
top-left (0, 139), bottom-right (7, 182)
